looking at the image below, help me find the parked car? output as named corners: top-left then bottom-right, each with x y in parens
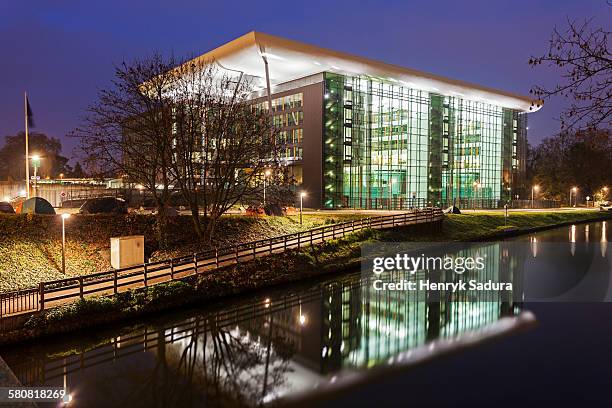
top-left (599, 201), bottom-right (612, 212)
top-left (0, 201), bottom-right (15, 214)
top-left (79, 197), bottom-right (128, 214)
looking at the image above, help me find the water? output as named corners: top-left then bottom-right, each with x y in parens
top-left (1, 221), bottom-right (609, 407)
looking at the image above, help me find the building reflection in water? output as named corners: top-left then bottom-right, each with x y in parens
top-left (7, 242), bottom-right (526, 407)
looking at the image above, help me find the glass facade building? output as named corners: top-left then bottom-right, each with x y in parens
top-left (177, 31), bottom-right (539, 209)
top-left (323, 73), bottom-right (527, 209)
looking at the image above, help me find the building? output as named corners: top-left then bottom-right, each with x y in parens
top-left (184, 31), bottom-right (542, 209)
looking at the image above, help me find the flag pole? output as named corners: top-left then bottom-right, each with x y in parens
top-left (24, 92), bottom-right (30, 199)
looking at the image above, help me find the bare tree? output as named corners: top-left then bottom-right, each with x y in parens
top-left (529, 16), bottom-right (611, 131)
top-left (73, 54), bottom-right (176, 247)
top-left (76, 53), bottom-right (293, 244)
top-left (169, 58), bottom-right (280, 240)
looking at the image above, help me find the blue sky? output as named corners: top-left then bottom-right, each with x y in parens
top-left (0, 0), bottom-right (609, 160)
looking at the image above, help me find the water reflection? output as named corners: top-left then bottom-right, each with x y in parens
top-left (4, 274), bottom-right (520, 407)
top-left (2, 221), bottom-right (609, 407)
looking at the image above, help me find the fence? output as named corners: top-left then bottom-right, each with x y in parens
top-left (0, 208), bottom-right (443, 319)
top-left (507, 199), bottom-right (561, 209)
top-left (438, 198), bottom-right (562, 210)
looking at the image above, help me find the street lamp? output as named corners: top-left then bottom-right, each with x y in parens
top-left (299, 192), bottom-right (306, 225)
top-left (531, 185), bottom-right (540, 209)
top-left (263, 169), bottom-right (271, 207)
top-left (61, 213), bottom-right (71, 274)
top-left (570, 187), bottom-right (578, 207)
top-left (31, 154), bottom-right (41, 196)
top-left (388, 178), bottom-right (394, 210)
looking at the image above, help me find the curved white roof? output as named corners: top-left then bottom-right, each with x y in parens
top-left (189, 31), bottom-right (543, 112)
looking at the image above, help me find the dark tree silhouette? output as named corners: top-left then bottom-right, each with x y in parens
top-left (528, 129), bottom-right (611, 202)
top-left (73, 54), bottom-right (179, 247)
top-left (0, 132), bottom-right (71, 181)
top-left (529, 16), bottom-right (611, 131)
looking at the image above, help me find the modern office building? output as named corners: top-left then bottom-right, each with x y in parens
top-left (186, 31), bottom-right (542, 209)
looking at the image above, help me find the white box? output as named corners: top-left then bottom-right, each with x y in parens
top-left (110, 235), bottom-right (145, 269)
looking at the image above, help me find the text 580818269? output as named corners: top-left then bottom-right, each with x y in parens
top-left (1, 387), bottom-right (69, 403)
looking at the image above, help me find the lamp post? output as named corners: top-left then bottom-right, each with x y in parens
top-left (472, 181), bottom-right (480, 211)
top-left (299, 192), bottom-right (306, 225)
top-left (603, 186), bottom-right (609, 201)
top-left (61, 213), bottom-right (71, 274)
top-left (31, 155), bottom-right (41, 197)
top-left (570, 187), bottom-right (577, 207)
top-left (388, 178), bottom-right (394, 210)
top-left (263, 169), bottom-right (271, 207)
top-left (531, 185), bottom-right (540, 209)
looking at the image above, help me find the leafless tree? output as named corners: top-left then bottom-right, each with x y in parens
top-left (76, 53), bottom-right (293, 244)
top-left (529, 16), bottom-right (611, 131)
top-left (169, 58), bottom-right (281, 240)
top-left (73, 54), bottom-right (176, 247)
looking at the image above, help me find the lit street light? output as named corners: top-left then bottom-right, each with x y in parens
top-left (300, 192), bottom-right (306, 225)
top-left (531, 185), bottom-right (540, 208)
top-left (61, 213), bottom-right (71, 274)
top-left (570, 187), bottom-right (578, 207)
top-left (31, 154), bottom-right (41, 196)
top-left (263, 169), bottom-right (271, 207)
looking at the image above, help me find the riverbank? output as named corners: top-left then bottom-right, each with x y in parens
top-left (0, 210), bottom-right (609, 346)
top-left (0, 212), bottom-right (368, 292)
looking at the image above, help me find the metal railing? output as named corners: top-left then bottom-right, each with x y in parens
top-left (0, 208), bottom-right (443, 319)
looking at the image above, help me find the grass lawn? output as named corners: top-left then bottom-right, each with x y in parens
top-left (431, 210), bottom-right (608, 241)
top-left (0, 210), bottom-right (608, 293)
top-left (0, 212), bottom-right (370, 292)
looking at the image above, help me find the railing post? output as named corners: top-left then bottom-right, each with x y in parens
top-left (39, 282), bottom-right (45, 311)
top-left (310, 229), bottom-right (313, 245)
top-left (79, 277), bottom-right (84, 299)
top-left (253, 244), bottom-right (256, 259)
top-left (143, 263), bottom-right (148, 287)
top-left (170, 259), bottom-right (174, 280)
top-left (235, 246), bottom-right (239, 262)
top-left (113, 270), bottom-right (118, 294)
top-left (193, 253), bottom-right (198, 272)
top-left (215, 247), bottom-right (219, 268)
top-left (269, 239), bottom-right (273, 255)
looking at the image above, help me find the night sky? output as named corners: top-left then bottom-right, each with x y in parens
top-left (0, 0), bottom-right (609, 161)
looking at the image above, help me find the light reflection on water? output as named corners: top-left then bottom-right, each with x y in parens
top-left (1, 221), bottom-right (609, 407)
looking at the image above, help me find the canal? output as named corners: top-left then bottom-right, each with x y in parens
top-left (1, 221), bottom-right (610, 407)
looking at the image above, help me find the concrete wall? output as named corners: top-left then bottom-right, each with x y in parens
top-left (0, 182), bottom-right (113, 208)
